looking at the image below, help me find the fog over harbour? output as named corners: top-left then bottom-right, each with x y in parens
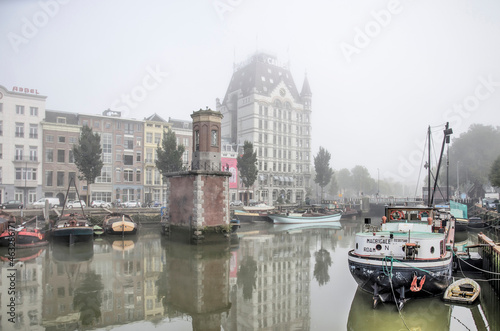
top-left (2, 0), bottom-right (500, 185)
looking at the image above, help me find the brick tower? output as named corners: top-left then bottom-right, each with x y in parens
top-left (163, 108), bottom-right (231, 244)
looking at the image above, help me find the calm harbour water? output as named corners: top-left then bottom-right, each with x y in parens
top-left (0, 216), bottom-right (499, 331)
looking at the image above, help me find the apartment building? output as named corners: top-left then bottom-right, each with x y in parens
top-left (0, 84), bottom-right (46, 205)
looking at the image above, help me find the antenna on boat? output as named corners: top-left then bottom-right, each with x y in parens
top-left (429, 122), bottom-right (453, 207)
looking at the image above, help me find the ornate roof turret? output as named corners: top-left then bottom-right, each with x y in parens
top-left (300, 74), bottom-right (312, 98)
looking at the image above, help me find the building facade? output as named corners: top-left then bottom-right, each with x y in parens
top-left (41, 110), bottom-right (84, 203)
top-left (78, 110), bottom-right (145, 205)
top-left (217, 52), bottom-right (312, 205)
top-left (0, 85), bottom-right (46, 206)
top-left (144, 113), bottom-right (171, 205)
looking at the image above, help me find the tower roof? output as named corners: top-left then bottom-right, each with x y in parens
top-left (300, 74), bottom-right (312, 97)
top-left (222, 52), bottom-right (301, 104)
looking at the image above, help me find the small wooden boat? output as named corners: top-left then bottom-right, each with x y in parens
top-left (443, 278), bottom-right (480, 304)
top-left (103, 212), bottom-right (138, 235)
top-left (93, 225), bottom-right (104, 236)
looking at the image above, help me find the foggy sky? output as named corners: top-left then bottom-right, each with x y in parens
top-left (2, 0), bottom-right (500, 186)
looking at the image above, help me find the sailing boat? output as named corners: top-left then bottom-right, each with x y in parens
top-left (347, 123), bottom-right (455, 309)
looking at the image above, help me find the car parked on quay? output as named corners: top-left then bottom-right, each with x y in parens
top-left (1, 200), bottom-right (24, 209)
top-left (91, 200), bottom-right (111, 208)
top-left (121, 200), bottom-right (141, 208)
top-left (66, 200), bottom-right (86, 209)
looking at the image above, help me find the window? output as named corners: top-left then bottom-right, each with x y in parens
top-left (46, 135), bottom-right (54, 143)
top-left (0, 144), bottom-right (2, 159)
top-left (29, 124), bottom-right (38, 139)
top-left (136, 170), bottom-right (141, 182)
top-left (68, 150), bottom-right (74, 163)
top-left (69, 136), bottom-right (77, 144)
top-left (154, 169), bottom-right (161, 185)
top-left (0, 103), bottom-right (2, 112)
top-left (124, 170), bottom-right (133, 182)
top-left (29, 147), bottom-right (37, 161)
top-left (136, 152), bottom-right (141, 162)
top-left (46, 171), bottom-right (53, 186)
top-left (0, 120), bottom-right (2, 135)
top-left (56, 117), bottom-right (66, 124)
top-left (116, 135), bottom-right (122, 145)
top-left (46, 149), bottom-right (53, 162)
top-left (124, 123), bottom-right (134, 134)
top-left (211, 130), bottom-right (218, 146)
top-left (154, 133), bottom-right (161, 144)
top-left (136, 137), bottom-right (142, 147)
top-left (30, 107), bottom-right (38, 116)
top-left (57, 150), bottom-right (65, 163)
top-left (15, 123), bottom-right (24, 137)
top-left (57, 172), bottom-right (64, 186)
top-left (58, 136), bottom-right (65, 143)
top-left (195, 131), bottom-right (199, 151)
top-left (69, 172), bottom-right (76, 184)
top-left (124, 137), bottom-right (133, 149)
top-left (82, 120), bottom-right (89, 127)
top-left (146, 169), bottom-right (152, 185)
top-left (94, 121), bottom-right (100, 128)
top-left (124, 155), bottom-right (133, 165)
top-left (96, 166), bottom-right (111, 183)
top-left (146, 150), bottom-right (153, 163)
top-left (102, 133), bottom-right (112, 164)
top-left (15, 145), bottom-right (23, 161)
top-left (16, 105), bottom-right (25, 115)
top-left (146, 133), bottom-right (152, 143)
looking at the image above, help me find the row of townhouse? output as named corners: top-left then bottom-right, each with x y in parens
top-left (0, 84), bottom-right (192, 207)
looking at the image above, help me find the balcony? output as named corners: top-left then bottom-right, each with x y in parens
top-left (14, 179), bottom-right (38, 188)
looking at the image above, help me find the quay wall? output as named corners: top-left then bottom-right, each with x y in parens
top-left (478, 233), bottom-right (500, 296)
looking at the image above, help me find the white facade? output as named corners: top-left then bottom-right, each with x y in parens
top-left (218, 53), bottom-right (312, 205)
top-left (0, 85), bottom-right (46, 205)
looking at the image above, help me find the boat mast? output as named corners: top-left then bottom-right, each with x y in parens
top-left (430, 122), bottom-right (453, 206)
top-left (427, 126), bottom-right (431, 207)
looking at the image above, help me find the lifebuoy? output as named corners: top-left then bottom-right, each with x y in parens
top-left (390, 210), bottom-right (404, 220)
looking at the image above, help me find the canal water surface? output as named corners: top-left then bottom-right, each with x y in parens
top-left (1, 216), bottom-right (499, 330)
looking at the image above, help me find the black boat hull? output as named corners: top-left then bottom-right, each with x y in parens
top-left (348, 250), bottom-right (453, 303)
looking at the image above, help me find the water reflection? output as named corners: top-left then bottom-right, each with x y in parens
top-left (0, 222), bottom-right (498, 330)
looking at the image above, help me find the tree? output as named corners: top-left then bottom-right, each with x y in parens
top-left (313, 248), bottom-right (332, 286)
top-left (351, 165), bottom-right (375, 196)
top-left (156, 128), bottom-right (185, 175)
top-left (73, 125), bottom-right (103, 205)
top-left (449, 124), bottom-right (500, 198)
top-left (314, 147), bottom-right (334, 201)
top-left (237, 141), bottom-right (258, 203)
top-left (489, 155), bottom-right (500, 188)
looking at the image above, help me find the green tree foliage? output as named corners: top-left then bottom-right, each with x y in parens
top-left (449, 124), bottom-right (500, 195)
top-left (489, 155), bottom-right (500, 188)
top-left (314, 147), bottom-right (334, 200)
top-left (237, 141), bottom-right (258, 189)
top-left (351, 165), bottom-right (376, 196)
top-left (73, 126), bottom-right (103, 203)
top-left (156, 128), bottom-right (185, 175)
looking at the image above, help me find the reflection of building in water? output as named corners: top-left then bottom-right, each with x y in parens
top-left (143, 234), bottom-right (164, 320)
top-left (42, 243), bottom-right (93, 329)
top-left (223, 232), bottom-right (311, 330)
top-left (94, 237), bottom-right (145, 325)
top-left (0, 247), bottom-right (45, 330)
top-left (161, 242), bottom-right (231, 331)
